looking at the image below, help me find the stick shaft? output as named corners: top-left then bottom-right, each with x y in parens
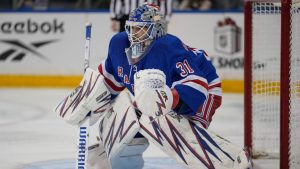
top-left (76, 23), bottom-right (92, 169)
top-left (84, 23), bottom-right (92, 72)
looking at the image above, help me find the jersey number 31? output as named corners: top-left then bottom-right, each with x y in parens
top-left (176, 59), bottom-right (194, 77)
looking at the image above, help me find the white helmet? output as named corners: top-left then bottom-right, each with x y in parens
top-left (125, 3), bottom-right (167, 65)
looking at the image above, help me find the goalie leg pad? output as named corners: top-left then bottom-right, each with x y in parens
top-left (87, 143), bottom-right (112, 169)
top-left (99, 91), bottom-right (141, 159)
top-left (233, 148), bottom-right (253, 169)
top-left (139, 113), bottom-right (253, 169)
top-left (110, 137), bottom-right (149, 169)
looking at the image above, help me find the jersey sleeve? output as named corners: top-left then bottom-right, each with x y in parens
top-left (195, 49), bottom-right (222, 97)
top-left (98, 59), bottom-right (124, 95)
top-left (167, 41), bottom-right (209, 116)
top-left (171, 69), bottom-right (209, 116)
top-left (98, 36), bottom-right (125, 95)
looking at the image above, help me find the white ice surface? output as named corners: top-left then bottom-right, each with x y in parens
top-left (0, 88), bottom-right (278, 169)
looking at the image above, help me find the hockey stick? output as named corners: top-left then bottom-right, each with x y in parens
top-left (76, 22), bottom-right (92, 169)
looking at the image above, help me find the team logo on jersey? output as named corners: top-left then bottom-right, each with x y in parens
top-left (118, 66), bottom-right (123, 77)
top-left (124, 74), bottom-right (130, 84)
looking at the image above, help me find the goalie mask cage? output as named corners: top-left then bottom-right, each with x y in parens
top-left (244, 0), bottom-right (300, 168)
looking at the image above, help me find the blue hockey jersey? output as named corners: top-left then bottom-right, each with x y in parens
top-left (98, 32), bottom-right (222, 116)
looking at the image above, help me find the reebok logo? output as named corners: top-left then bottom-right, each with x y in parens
top-left (0, 39), bottom-right (58, 61)
top-left (1, 19), bottom-right (64, 34)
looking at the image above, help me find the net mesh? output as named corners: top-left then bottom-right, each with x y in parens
top-left (251, 1), bottom-right (300, 167)
top-left (251, 2), bottom-right (281, 158)
top-left (289, 1), bottom-right (300, 168)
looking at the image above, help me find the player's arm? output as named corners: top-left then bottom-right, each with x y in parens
top-left (98, 58), bottom-right (125, 96)
top-left (97, 35), bottom-right (125, 97)
top-left (195, 49), bottom-right (222, 97)
top-left (171, 48), bottom-right (223, 128)
top-left (204, 53), bottom-right (223, 118)
top-left (167, 45), bottom-right (210, 117)
top-left (171, 68), bottom-right (208, 116)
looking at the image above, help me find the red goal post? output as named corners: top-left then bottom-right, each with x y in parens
top-left (244, 0), bottom-right (300, 168)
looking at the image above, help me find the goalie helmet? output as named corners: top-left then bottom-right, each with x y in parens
top-left (125, 3), bottom-right (167, 65)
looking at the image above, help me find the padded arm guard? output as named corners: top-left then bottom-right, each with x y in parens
top-left (55, 68), bottom-right (111, 125)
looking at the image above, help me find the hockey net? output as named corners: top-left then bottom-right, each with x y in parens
top-left (244, 0), bottom-right (300, 168)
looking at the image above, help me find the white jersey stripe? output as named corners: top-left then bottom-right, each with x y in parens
top-left (182, 81), bottom-right (208, 98)
top-left (209, 78), bottom-right (221, 86)
top-left (198, 99), bottom-right (207, 117)
top-left (205, 96), bottom-right (214, 121)
top-left (190, 116), bottom-right (209, 128)
top-left (209, 87), bottom-right (222, 96)
top-left (171, 75), bottom-right (208, 88)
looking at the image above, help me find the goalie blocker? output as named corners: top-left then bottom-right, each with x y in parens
top-left (55, 68), bottom-right (111, 125)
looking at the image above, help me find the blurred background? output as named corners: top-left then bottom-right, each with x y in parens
top-left (0, 0), bottom-right (243, 11)
top-left (0, 0), bottom-right (244, 92)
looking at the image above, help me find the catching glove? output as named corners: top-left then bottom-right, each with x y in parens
top-left (134, 69), bottom-right (177, 117)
